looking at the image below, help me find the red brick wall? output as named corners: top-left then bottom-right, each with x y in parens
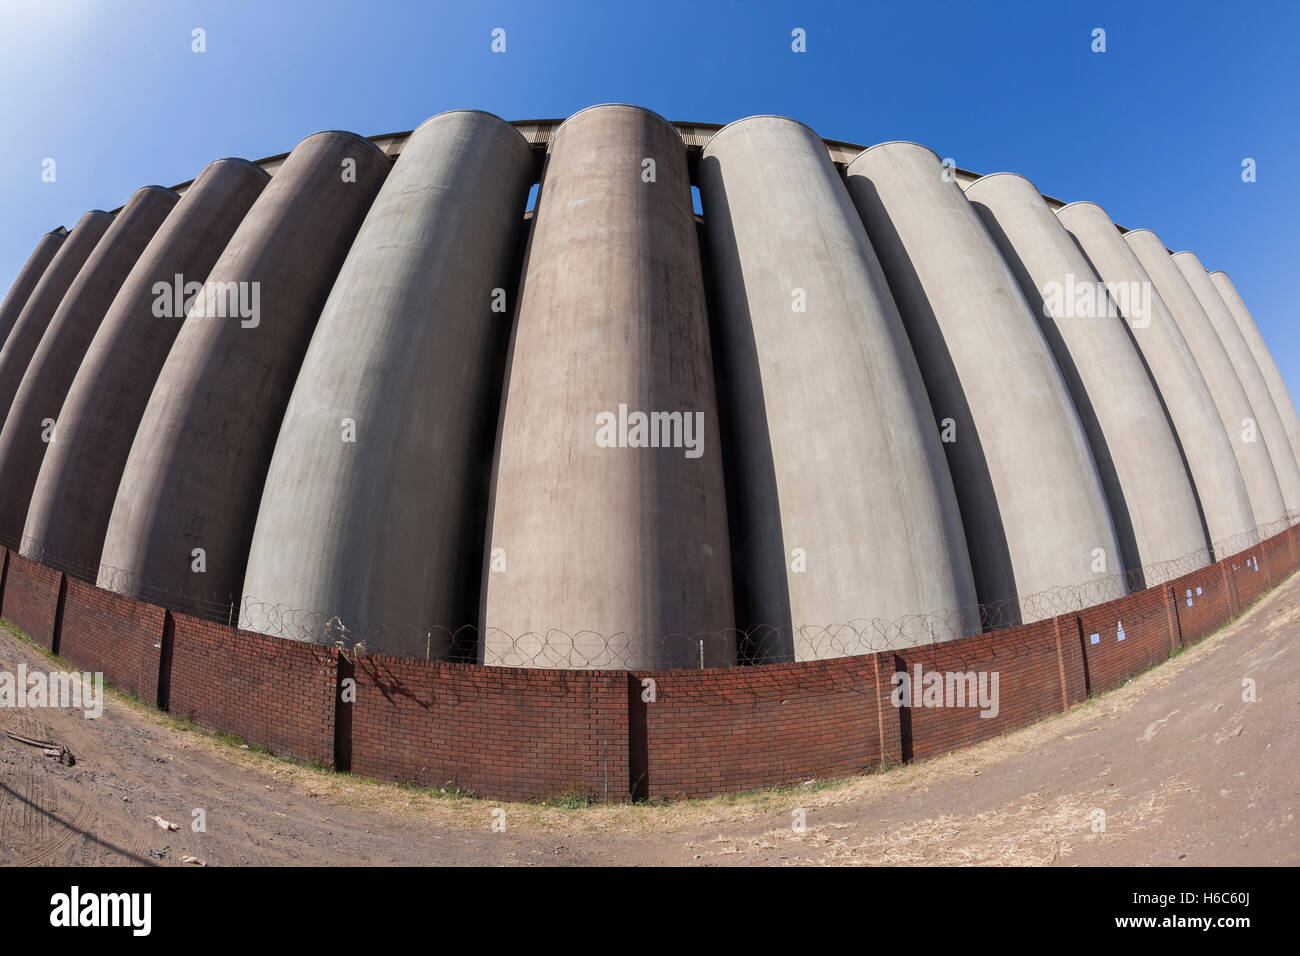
top-left (1261, 528), bottom-right (1296, 585)
top-left (1226, 546), bottom-right (1270, 610)
top-left (631, 652), bottom-right (899, 798)
top-left (58, 576), bottom-right (167, 705)
top-left (167, 612), bottom-right (337, 765)
top-left (345, 656), bottom-right (628, 802)
top-left (1078, 585), bottom-right (1174, 692)
top-left (0, 548), bottom-right (63, 651)
top-left (2, 530), bottom-right (1296, 802)
top-left (1168, 561), bottom-right (1235, 646)
top-left (892, 616), bottom-right (1084, 762)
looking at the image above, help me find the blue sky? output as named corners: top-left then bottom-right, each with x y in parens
top-left (1, 0), bottom-right (1296, 393)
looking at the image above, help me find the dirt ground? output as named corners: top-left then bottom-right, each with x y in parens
top-left (1, 572), bottom-right (1296, 867)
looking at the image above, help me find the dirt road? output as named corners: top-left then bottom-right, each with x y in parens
top-left (2, 573), bottom-right (1296, 866)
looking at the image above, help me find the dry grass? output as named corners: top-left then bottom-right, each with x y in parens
top-left (684, 774), bottom-right (1195, 866)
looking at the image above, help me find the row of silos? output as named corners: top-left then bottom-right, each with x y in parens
top-left (0, 105), bottom-right (1295, 670)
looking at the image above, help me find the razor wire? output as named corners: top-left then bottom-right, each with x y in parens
top-left (5, 511), bottom-right (1297, 671)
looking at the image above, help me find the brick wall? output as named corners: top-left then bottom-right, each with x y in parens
top-left (345, 656), bottom-right (628, 802)
top-left (1078, 585), bottom-right (1174, 693)
top-left (1261, 528), bottom-right (1296, 588)
top-left (58, 575), bottom-right (167, 705)
top-left (0, 548), bottom-right (64, 651)
top-left (892, 616), bottom-right (1084, 762)
top-left (1226, 546), bottom-right (1270, 610)
top-left (1168, 561), bottom-right (1235, 646)
top-left (631, 652), bottom-right (898, 798)
top-left (168, 612), bottom-right (337, 765)
top-left (1263, 528), bottom-right (1294, 580)
top-left (0, 531), bottom-right (1295, 802)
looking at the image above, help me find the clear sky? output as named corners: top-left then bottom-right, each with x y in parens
top-left (1, 0), bottom-right (1296, 394)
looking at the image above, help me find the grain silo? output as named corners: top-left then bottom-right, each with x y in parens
top-left (1125, 229), bottom-right (1286, 532)
top-left (845, 144), bottom-right (1123, 623)
top-left (1211, 269), bottom-right (1300, 473)
top-left (21, 160), bottom-right (270, 577)
top-left (0, 188), bottom-right (176, 549)
top-left (965, 174), bottom-right (1208, 585)
top-left (483, 105), bottom-right (735, 668)
top-left (699, 116), bottom-right (979, 659)
top-left (97, 132), bottom-right (389, 615)
top-left (1173, 251), bottom-right (1300, 524)
top-left (0, 109), bottom-right (1289, 669)
top-left (240, 112), bottom-right (534, 657)
top-left (0, 228), bottom-right (66, 347)
top-left (1056, 203), bottom-right (1258, 557)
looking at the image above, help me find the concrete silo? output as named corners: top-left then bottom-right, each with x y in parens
top-left (2, 108), bottom-right (1294, 680)
top-left (1211, 269), bottom-right (1300, 468)
top-left (844, 143), bottom-right (1122, 624)
top-left (483, 104), bottom-right (735, 668)
top-left (0, 187), bottom-right (176, 550)
top-left (1173, 251), bottom-right (1300, 525)
top-left (0, 228), bottom-right (66, 348)
top-left (0, 211), bottom-right (113, 438)
top-left (97, 132), bottom-right (389, 616)
top-left (698, 116), bottom-right (979, 659)
top-left (240, 112), bottom-right (534, 657)
top-left (965, 174), bottom-right (1208, 585)
top-left (1056, 203), bottom-right (1256, 556)
top-left (1125, 229), bottom-right (1286, 533)
top-left (21, 160), bottom-right (270, 577)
